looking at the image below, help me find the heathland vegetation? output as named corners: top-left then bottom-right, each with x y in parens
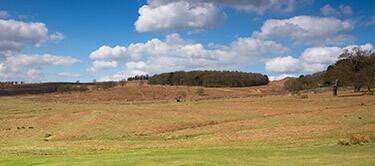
top-left (0, 88), bottom-right (374, 165)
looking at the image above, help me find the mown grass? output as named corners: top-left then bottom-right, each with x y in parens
top-left (0, 91), bottom-right (374, 165)
top-left (1, 144), bottom-right (374, 166)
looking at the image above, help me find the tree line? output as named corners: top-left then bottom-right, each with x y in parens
top-left (148, 70), bottom-right (269, 87)
top-left (285, 47), bottom-right (375, 93)
top-left (127, 75), bottom-right (150, 81)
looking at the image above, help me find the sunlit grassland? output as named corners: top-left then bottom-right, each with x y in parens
top-left (0, 91), bottom-right (374, 165)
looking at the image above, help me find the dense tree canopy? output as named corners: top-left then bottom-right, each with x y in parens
top-left (148, 71), bottom-right (269, 87)
top-left (285, 47), bottom-right (375, 92)
top-left (325, 47), bottom-right (375, 92)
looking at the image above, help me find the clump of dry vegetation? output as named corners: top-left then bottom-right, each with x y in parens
top-left (94, 81), bottom-right (118, 90)
top-left (56, 84), bottom-right (89, 93)
top-left (195, 87), bottom-right (205, 96)
top-left (337, 135), bottom-right (375, 146)
top-left (175, 91), bottom-right (187, 102)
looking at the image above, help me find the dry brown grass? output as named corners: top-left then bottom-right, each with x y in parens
top-left (0, 82), bottom-right (374, 165)
top-left (19, 80), bottom-right (289, 104)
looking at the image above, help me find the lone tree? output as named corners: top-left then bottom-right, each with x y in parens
top-left (325, 47), bottom-right (375, 93)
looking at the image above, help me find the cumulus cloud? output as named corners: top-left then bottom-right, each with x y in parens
top-left (320, 4), bottom-right (352, 16)
top-left (89, 45), bottom-right (127, 60)
top-left (135, 1), bottom-right (225, 32)
top-left (91, 33), bottom-right (288, 81)
top-left (5, 54), bottom-right (80, 66)
top-left (265, 56), bottom-right (301, 73)
top-left (135, 0), bottom-right (299, 32)
top-left (0, 19), bottom-right (64, 53)
top-left (148, 0), bottom-right (297, 14)
top-left (265, 43), bottom-right (374, 74)
top-left (300, 47), bottom-right (342, 64)
top-left (0, 19), bottom-right (80, 82)
top-left (0, 53), bottom-right (80, 82)
top-left (253, 16), bottom-right (353, 46)
top-left (89, 60), bottom-right (118, 72)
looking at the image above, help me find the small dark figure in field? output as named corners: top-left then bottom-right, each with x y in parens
top-left (332, 79), bottom-right (339, 96)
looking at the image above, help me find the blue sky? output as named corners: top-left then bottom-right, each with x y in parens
top-left (0, 0), bottom-right (374, 82)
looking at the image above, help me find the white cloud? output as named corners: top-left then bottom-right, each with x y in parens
top-left (148, 0), bottom-right (297, 14)
top-left (135, 0), bottom-right (299, 32)
top-left (89, 45), bottom-right (127, 60)
top-left (0, 53), bottom-right (81, 82)
top-left (320, 4), bottom-right (352, 16)
top-left (5, 54), bottom-right (80, 66)
top-left (0, 18), bottom-right (79, 82)
top-left (265, 56), bottom-right (301, 73)
top-left (344, 43), bottom-right (374, 51)
top-left (253, 16), bottom-right (353, 46)
top-left (269, 73), bottom-right (298, 81)
top-left (93, 33), bottom-right (288, 81)
top-left (0, 11), bottom-right (9, 18)
top-left (89, 60), bottom-right (118, 72)
top-left (0, 19), bottom-right (64, 53)
top-left (300, 47), bottom-right (342, 64)
top-left (135, 1), bottom-right (225, 32)
top-left (98, 62), bottom-right (147, 81)
top-left (265, 43), bottom-right (374, 74)
top-left (57, 72), bottom-right (83, 78)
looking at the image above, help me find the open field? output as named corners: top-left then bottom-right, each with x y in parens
top-left (0, 85), bottom-right (374, 165)
top-left (16, 80), bottom-right (286, 103)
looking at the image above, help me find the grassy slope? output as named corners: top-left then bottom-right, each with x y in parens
top-left (0, 90), bottom-right (374, 165)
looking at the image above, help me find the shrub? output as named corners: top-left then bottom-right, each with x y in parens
top-left (196, 88), bottom-right (205, 96)
top-left (337, 139), bottom-right (350, 146)
top-left (119, 80), bottom-right (127, 86)
top-left (337, 135), bottom-right (374, 146)
top-left (175, 91), bottom-right (187, 102)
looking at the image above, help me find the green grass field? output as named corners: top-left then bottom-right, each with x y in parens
top-left (0, 91), bottom-right (374, 165)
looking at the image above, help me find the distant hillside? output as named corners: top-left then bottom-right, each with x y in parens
top-left (148, 71), bottom-right (269, 87)
top-left (0, 82), bottom-right (93, 96)
top-left (21, 79), bottom-right (286, 103)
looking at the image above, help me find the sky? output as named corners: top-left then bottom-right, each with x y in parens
top-left (0, 0), bottom-right (374, 82)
